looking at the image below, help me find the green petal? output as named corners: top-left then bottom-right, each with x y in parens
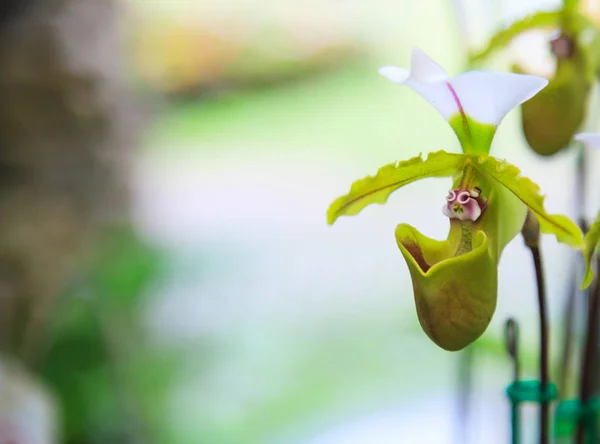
top-left (396, 223), bottom-right (497, 351)
top-left (327, 151), bottom-right (465, 225)
top-left (469, 10), bottom-right (562, 63)
top-left (471, 155), bottom-right (584, 248)
top-left (581, 212), bottom-right (600, 289)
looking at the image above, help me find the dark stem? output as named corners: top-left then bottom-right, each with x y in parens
top-left (575, 255), bottom-right (600, 444)
top-left (505, 318), bottom-right (520, 382)
top-left (505, 318), bottom-right (521, 444)
top-left (530, 246), bottom-right (550, 444)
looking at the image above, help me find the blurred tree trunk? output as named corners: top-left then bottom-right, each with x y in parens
top-left (0, 0), bottom-right (139, 441)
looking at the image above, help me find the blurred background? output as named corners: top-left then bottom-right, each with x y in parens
top-left (1, 0), bottom-right (599, 443)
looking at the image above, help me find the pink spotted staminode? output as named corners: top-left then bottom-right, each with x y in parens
top-left (442, 188), bottom-right (484, 221)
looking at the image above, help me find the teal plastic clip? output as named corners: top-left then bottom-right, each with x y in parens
top-left (554, 397), bottom-right (600, 443)
top-left (506, 380), bottom-right (559, 404)
top-left (506, 380), bottom-right (558, 444)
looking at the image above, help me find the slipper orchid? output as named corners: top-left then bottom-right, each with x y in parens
top-left (469, 7), bottom-right (600, 156)
top-left (327, 49), bottom-right (584, 351)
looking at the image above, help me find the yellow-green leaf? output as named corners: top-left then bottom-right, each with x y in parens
top-left (472, 155), bottom-right (584, 248)
top-left (581, 212), bottom-right (600, 289)
top-left (469, 10), bottom-right (562, 63)
top-left (327, 151), bottom-right (465, 225)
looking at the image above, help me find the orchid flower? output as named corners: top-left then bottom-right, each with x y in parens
top-left (574, 132), bottom-right (600, 289)
top-left (327, 49), bottom-right (584, 351)
top-left (469, 7), bottom-right (600, 156)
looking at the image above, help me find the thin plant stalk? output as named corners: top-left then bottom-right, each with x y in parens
top-left (522, 212), bottom-right (549, 444)
top-left (575, 255), bottom-right (600, 444)
top-left (505, 318), bottom-right (521, 444)
top-left (531, 246), bottom-right (550, 444)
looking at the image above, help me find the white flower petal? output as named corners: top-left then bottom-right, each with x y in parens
top-left (379, 48), bottom-right (455, 121)
top-left (575, 132), bottom-right (600, 149)
top-left (404, 79), bottom-right (457, 120)
top-left (379, 66), bottom-right (410, 84)
top-left (378, 48), bottom-right (548, 154)
top-left (448, 71), bottom-right (548, 125)
top-left (409, 48), bottom-right (448, 82)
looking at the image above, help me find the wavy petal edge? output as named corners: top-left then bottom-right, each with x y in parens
top-left (471, 155), bottom-right (584, 249)
top-left (327, 150), bottom-right (465, 225)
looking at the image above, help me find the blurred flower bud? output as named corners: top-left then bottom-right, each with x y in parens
top-left (521, 209), bottom-right (541, 248)
top-left (518, 33), bottom-right (590, 156)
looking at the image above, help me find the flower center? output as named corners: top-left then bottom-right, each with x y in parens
top-left (442, 188), bottom-right (483, 222)
top-left (550, 34), bottom-right (574, 60)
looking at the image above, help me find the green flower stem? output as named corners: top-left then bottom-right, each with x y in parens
top-left (576, 254), bottom-right (600, 444)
